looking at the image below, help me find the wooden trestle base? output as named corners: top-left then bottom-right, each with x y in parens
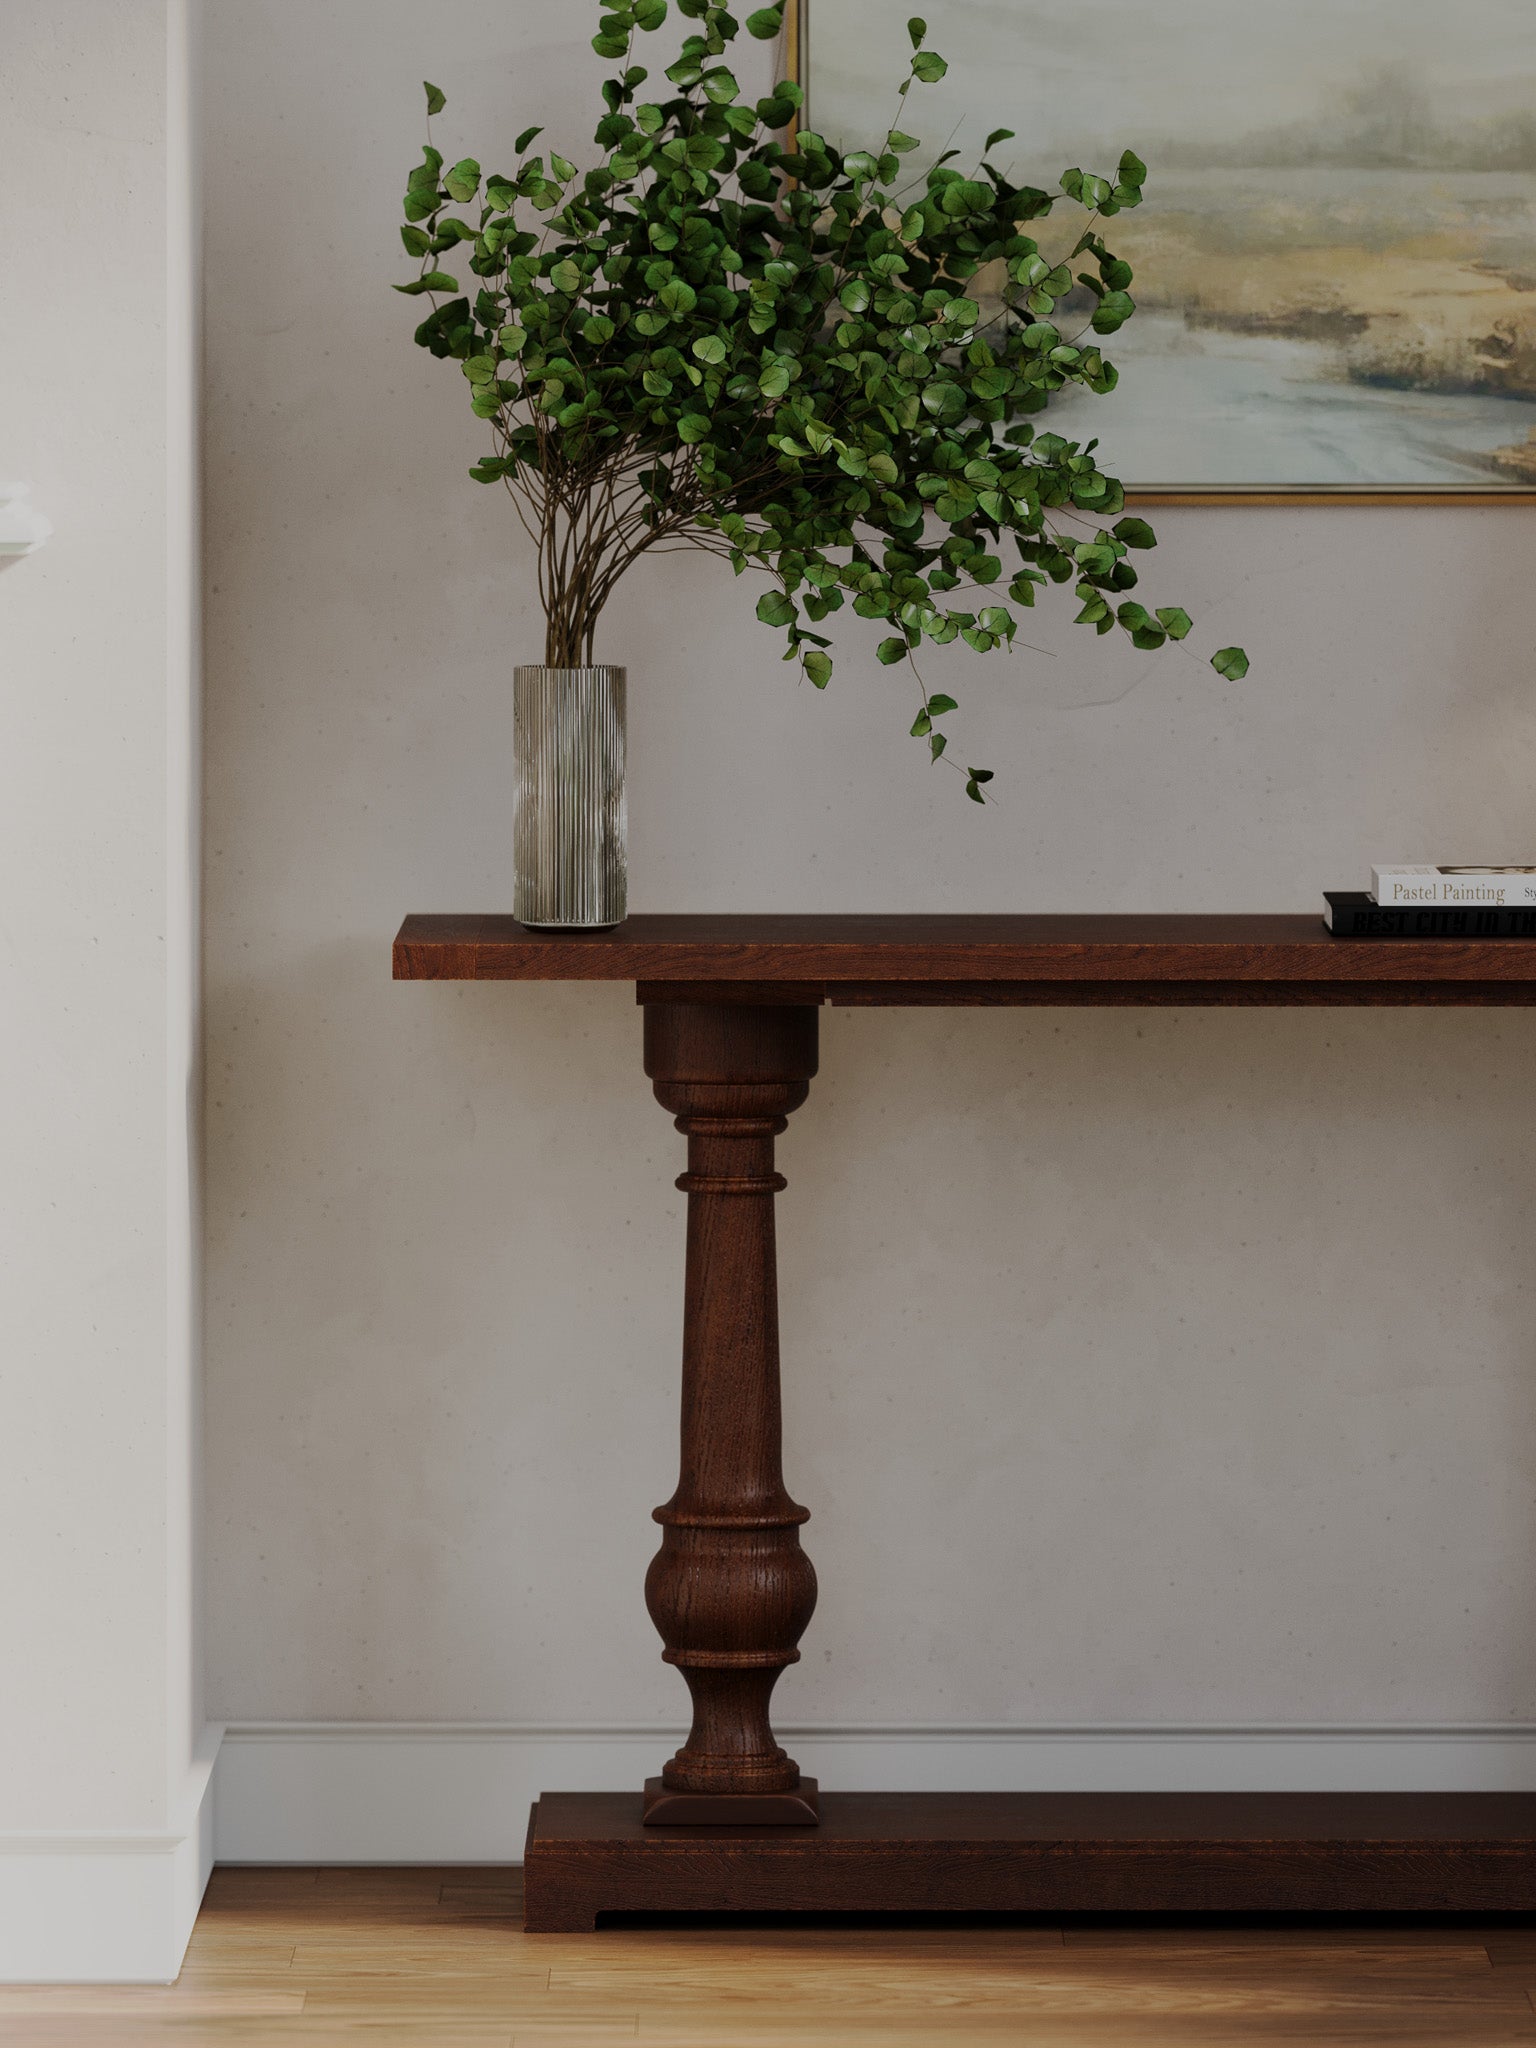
top-left (641, 1775), bottom-right (820, 1825)
top-left (523, 1791), bottom-right (1536, 1931)
top-left (393, 917), bottom-right (1536, 1933)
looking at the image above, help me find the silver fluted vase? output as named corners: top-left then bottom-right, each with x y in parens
top-left (513, 664), bottom-right (627, 928)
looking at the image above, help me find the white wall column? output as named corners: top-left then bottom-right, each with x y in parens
top-left (0, 0), bottom-right (211, 1981)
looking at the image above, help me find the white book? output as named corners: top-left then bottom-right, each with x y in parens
top-left (1372, 865), bottom-right (1536, 907)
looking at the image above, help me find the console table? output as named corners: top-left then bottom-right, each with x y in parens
top-left (393, 913), bottom-right (1536, 1929)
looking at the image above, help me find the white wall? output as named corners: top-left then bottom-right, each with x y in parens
top-left (0, 0), bottom-right (210, 1980)
top-left (202, 0), bottom-right (1536, 1769)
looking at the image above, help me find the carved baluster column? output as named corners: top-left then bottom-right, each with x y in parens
top-left (640, 1000), bottom-right (821, 1825)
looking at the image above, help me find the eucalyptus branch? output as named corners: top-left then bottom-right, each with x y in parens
top-left (398, 0), bottom-right (1249, 793)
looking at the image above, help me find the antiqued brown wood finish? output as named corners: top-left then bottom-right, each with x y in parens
top-left (525, 1791), bottom-right (1536, 1932)
top-left (641, 1004), bottom-right (820, 1824)
top-left (394, 912), bottom-right (1536, 1000)
top-left (392, 913), bottom-right (1536, 1926)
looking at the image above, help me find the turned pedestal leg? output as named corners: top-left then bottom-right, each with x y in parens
top-left (641, 1001), bottom-right (820, 1826)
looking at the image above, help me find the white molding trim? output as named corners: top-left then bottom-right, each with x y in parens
top-left (0, 1732), bottom-right (218, 1982)
top-left (215, 1721), bottom-right (1536, 1864)
top-left (164, 0), bottom-right (204, 1826)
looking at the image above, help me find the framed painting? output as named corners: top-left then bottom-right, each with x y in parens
top-left (791, 0), bottom-right (1536, 500)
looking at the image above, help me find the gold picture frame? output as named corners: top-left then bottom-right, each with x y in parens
top-left (789, 0), bottom-right (1536, 505)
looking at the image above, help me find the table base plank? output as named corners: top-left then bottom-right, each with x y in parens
top-left (523, 1791), bottom-right (1536, 1931)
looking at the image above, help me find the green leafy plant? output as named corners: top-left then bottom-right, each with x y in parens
top-left (400, 1), bottom-right (1247, 800)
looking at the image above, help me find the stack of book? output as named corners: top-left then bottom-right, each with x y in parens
top-left (1325, 867), bottom-right (1536, 937)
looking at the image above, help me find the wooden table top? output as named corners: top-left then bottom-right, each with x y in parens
top-left (393, 914), bottom-right (1536, 1005)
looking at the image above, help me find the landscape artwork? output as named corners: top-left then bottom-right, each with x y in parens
top-left (803, 0), bottom-right (1536, 491)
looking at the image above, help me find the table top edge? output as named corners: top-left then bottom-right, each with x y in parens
top-left (393, 912), bottom-right (1536, 987)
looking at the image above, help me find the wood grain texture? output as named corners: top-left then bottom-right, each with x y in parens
top-left (644, 1774), bottom-right (821, 1824)
top-left (1128, 490), bottom-right (1536, 506)
top-left (8, 1865), bottom-right (1536, 2046)
top-left (394, 914), bottom-right (1536, 1002)
top-left (641, 1004), bottom-right (820, 1817)
top-left (525, 1792), bottom-right (1536, 1933)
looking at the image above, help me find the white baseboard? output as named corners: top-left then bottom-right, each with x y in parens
top-left (11, 1721), bottom-right (1534, 1969)
top-left (215, 1721), bottom-right (1536, 1865)
top-left (0, 1728), bottom-right (219, 1982)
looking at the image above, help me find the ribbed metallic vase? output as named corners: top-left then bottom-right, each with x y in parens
top-left (513, 665), bottom-right (627, 928)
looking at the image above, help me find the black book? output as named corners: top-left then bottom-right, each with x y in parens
top-left (1324, 891), bottom-right (1536, 938)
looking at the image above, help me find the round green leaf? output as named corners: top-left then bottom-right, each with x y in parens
top-left (444, 157), bottom-right (480, 203)
top-left (920, 380), bottom-right (965, 422)
top-left (1113, 516), bottom-right (1158, 549)
top-left (393, 270), bottom-right (459, 295)
top-left (658, 278), bottom-right (698, 318)
top-left (1091, 290), bottom-right (1135, 335)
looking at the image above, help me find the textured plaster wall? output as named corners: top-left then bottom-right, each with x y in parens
top-left (203, 0), bottom-right (1536, 1728)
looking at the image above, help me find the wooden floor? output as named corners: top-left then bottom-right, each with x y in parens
top-left (8, 1868), bottom-right (1536, 2046)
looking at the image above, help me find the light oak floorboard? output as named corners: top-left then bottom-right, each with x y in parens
top-left (0, 1867), bottom-right (1533, 2047)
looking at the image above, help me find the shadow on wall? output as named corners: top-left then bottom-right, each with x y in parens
top-left (777, 1002), bottom-right (1536, 1726)
top-left (205, 944), bottom-right (1536, 1725)
top-left (203, 940), bottom-right (679, 1721)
